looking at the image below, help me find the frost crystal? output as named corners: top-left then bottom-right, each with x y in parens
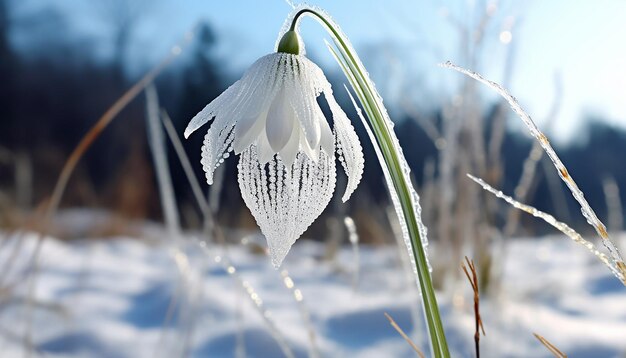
top-left (185, 52), bottom-right (364, 267)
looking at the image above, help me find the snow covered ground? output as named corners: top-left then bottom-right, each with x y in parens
top-left (0, 228), bottom-right (625, 357)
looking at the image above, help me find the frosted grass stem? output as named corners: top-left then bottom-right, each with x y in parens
top-left (468, 174), bottom-right (625, 283)
top-left (281, 6), bottom-right (449, 356)
top-left (443, 61), bottom-right (626, 283)
top-left (343, 216), bottom-right (360, 292)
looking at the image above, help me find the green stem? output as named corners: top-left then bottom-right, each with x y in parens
top-left (287, 7), bottom-right (450, 357)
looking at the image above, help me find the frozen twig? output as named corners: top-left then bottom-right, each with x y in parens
top-left (467, 174), bottom-right (626, 284)
top-left (443, 61), bottom-right (626, 282)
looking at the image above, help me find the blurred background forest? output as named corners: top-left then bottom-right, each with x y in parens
top-left (1, 0), bottom-right (625, 243)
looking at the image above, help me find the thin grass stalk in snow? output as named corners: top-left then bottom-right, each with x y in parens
top-left (280, 6), bottom-right (449, 355)
top-left (161, 111), bottom-right (221, 243)
top-left (385, 206), bottom-right (425, 349)
top-left (348, 87), bottom-right (435, 353)
top-left (533, 333), bottom-right (568, 358)
top-left (343, 216), bottom-right (360, 292)
top-left (504, 75), bottom-right (562, 237)
top-left (19, 27), bottom-right (197, 355)
top-left (196, 240), bottom-right (296, 358)
top-left (146, 85), bottom-right (181, 238)
top-left (162, 115), bottom-right (296, 357)
top-left (146, 86), bottom-right (203, 357)
top-left (384, 312), bottom-right (426, 358)
top-left (443, 61), bottom-right (626, 282)
top-left (280, 269), bottom-right (319, 358)
top-left (468, 174), bottom-right (625, 283)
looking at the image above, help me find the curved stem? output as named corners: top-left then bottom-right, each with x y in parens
top-left (285, 7), bottom-right (450, 357)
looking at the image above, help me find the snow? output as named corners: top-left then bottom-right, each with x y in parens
top-left (0, 230), bottom-right (625, 357)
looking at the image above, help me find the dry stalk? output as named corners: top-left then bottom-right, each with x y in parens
top-left (461, 256), bottom-right (485, 358)
top-left (533, 333), bottom-right (567, 358)
top-left (384, 312), bottom-right (426, 358)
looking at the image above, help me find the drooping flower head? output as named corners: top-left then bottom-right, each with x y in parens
top-left (184, 30), bottom-right (364, 267)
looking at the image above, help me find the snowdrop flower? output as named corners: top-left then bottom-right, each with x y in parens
top-left (184, 30), bottom-right (364, 267)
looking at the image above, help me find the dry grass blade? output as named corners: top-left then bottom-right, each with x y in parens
top-left (461, 256), bottom-right (485, 358)
top-left (384, 312), bottom-right (426, 358)
top-left (467, 174), bottom-right (626, 284)
top-left (533, 333), bottom-right (567, 358)
top-left (442, 61), bottom-right (626, 282)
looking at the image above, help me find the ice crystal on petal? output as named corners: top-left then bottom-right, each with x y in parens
top-left (238, 147), bottom-right (336, 267)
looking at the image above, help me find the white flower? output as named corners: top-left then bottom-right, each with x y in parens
top-left (184, 52), bottom-right (364, 267)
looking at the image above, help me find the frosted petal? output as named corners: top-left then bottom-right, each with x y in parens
top-left (188, 52), bottom-right (281, 139)
top-left (319, 116), bottom-right (334, 156)
top-left (200, 121), bottom-right (235, 185)
top-left (233, 109), bottom-right (268, 154)
top-left (327, 94), bottom-right (364, 202)
top-left (238, 146), bottom-right (336, 267)
top-left (289, 58), bottom-right (323, 151)
top-left (266, 88), bottom-right (295, 152)
top-left (279, 124), bottom-right (300, 167)
top-left (256, 131), bottom-right (275, 165)
top-left (299, 132), bottom-right (319, 163)
top-left (184, 83), bottom-right (236, 138)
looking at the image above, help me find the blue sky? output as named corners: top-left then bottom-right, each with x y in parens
top-left (15, 0), bottom-right (626, 142)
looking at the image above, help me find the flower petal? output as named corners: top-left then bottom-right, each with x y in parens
top-left (188, 52), bottom-right (281, 141)
top-left (299, 131), bottom-right (319, 163)
top-left (232, 55), bottom-right (285, 152)
top-left (278, 123), bottom-right (300, 167)
top-left (233, 109), bottom-right (268, 154)
top-left (238, 146), bottom-right (336, 267)
top-left (327, 94), bottom-right (364, 202)
top-left (184, 85), bottom-right (231, 139)
top-left (256, 130), bottom-right (275, 165)
top-left (266, 88), bottom-right (295, 152)
top-left (289, 58), bottom-right (322, 152)
top-left (200, 121), bottom-right (235, 185)
top-left (319, 116), bottom-right (334, 156)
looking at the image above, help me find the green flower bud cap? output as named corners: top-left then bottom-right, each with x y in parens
top-left (277, 30), bottom-right (301, 55)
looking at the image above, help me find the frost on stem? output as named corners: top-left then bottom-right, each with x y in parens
top-left (345, 87), bottom-right (432, 277)
top-left (442, 61), bottom-right (626, 282)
